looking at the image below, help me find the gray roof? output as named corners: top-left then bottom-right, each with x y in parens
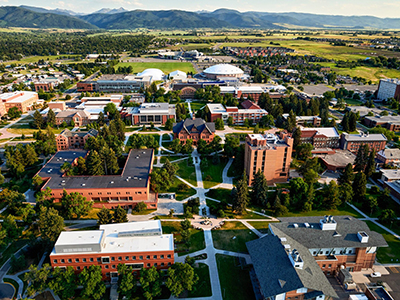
top-left (320, 150), bottom-right (356, 168)
top-left (173, 118), bottom-right (215, 135)
top-left (247, 235), bottom-right (337, 299)
top-left (378, 148), bottom-right (400, 160)
top-left (39, 149), bottom-right (153, 190)
top-left (270, 216), bottom-right (388, 249)
top-left (341, 133), bottom-right (387, 142)
top-left (59, 128), bottom-right (98, 138)
top-left (365, 115), bottom-right (400, 125)
top-left (55, 109), bottom-right (90, 119)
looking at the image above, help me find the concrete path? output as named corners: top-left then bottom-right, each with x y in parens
top-left (210, 158), bottom-right (234, 190)
top-left (240, 220), bottom-right (264, 238)
top-left (0, 205), bottom-right (8, 214)
top-left (0, 244), bottom-right (28, 281)
top-left (186, 101), bottom-right (193, 119)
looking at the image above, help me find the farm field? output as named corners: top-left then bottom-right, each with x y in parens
top-left (114, 62), bottom-right (196, 74)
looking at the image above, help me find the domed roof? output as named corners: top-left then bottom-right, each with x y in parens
top-left (203, 64), bottom-right (244, 75)
top-left (137, 68), bottom-right (165, 81)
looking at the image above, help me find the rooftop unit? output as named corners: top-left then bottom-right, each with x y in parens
top-left (118, 228), bottom-right (162, 238)
top-left (289, 248), bottom-right (304, 269)
top-left (357, 231), bottom-right (369, 243)
top-left (320, 215), bottom-right (337, 231)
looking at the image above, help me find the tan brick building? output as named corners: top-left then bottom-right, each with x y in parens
top-left (56, 129), bottom-right (98, 151)
top-left (0, 91), bottom-right (39, 113)
top-left (244, 132), bottom-right (293, 185)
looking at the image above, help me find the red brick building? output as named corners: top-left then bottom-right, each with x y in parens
top-left (34, 82), bottom-right (54, 92)
top-left (172, 118), bottom-right (215, 145)
top-left (50, 220), bottom-right (174, 282)
top-left (56, 129), bottom-right (98, 151)
top-left (364, 115), bottom-right (400, 132)
top-left (220, 86), bottom-right (264, 103)
top-left (77, 82), bottom-right (96, 92)
top-left (300, 127), bottom-right (340, 149)
top-left (244, 132), bottom-right (293, 185)
top-left (247, 216), bottom-right (388, 300)
top-left (207, 101), bottom-right (268, 125)
top-left (55, 109), bottom-right (91, 127)
top-left (37, 149), bottom-right (156, 209)
top-left (340, 133), bottom-right (387, 153)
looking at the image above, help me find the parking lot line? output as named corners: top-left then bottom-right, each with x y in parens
top-left (389, 267), bottom-right (399, 274)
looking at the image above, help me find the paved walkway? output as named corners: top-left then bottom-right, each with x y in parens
top-left (211, 158), bottom-right (234, 190)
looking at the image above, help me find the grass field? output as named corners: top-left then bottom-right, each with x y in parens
top-left (211, 221), bottom-right (258, 253)
top-left (114, 62), bottom-right (196, 74)
top-left (216, 254), bottom-right (255, 300)
top-left (365, 221), bottom-right (400, 263)
top-left (201, 157), bottom-right (227, 189)
top-left (247, 221), bottom-right (279, 234)
top-left (174, 159), bottom-right (197, 187)
top-left (161, 178), bottom-right (196, 201)
top-left (188, 263), bottom-right (212, 298)
top-left (161, 221), bottom-right (205, 256)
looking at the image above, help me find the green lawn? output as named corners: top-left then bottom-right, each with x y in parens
top-left (345, 98), bottom-right (363, 106)
top-left (160, 178), bottom-right (197, 201)
top-left (160, 155), bottom-right (185, 164)
top-left (211, 221), bottom-right (258, 253)
top-left (365, 221), bottom-right (400, 263)
top-left (216, 254), bottom-right (255, 300)
top-left (206, 188), bottom-right (231, 201)
top-left (189, 101), bottom-right (207, 111)
top-left (247, 221), bottom-right (279, 234)
top-left (201, 157), bottom-right (227, 189)
top-left (161, 221), bottom-right (205, 256)
top-left (174, 159), bottom-right (197, 187)
top-left (114, 62), bottom-right (196, 74)
top-left (187, 263), bottom-right (212, 298)
top-left (0, 239), bottom-right (29, 266)
top-left (283, 203), bottom-right (363, 218)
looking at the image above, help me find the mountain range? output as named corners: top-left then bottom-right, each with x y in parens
top-left (1, 6), bottom-right (400, 30)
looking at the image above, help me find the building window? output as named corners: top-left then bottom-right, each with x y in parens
top-left (168, 262), bottom-right (172, 266)
top-left (132, 256), bottom-right (136, 260)
top-left (313, 252), bottom-right (316, 255)
top-left (105, 265), bottom-right (109, 269)
top-left (118, 257), bottom-right (122, 261)
top-left (154, 263), bottom-right (157, 267)
top-left (153, 255), bottom-right (157, 259)
top-left (147, 263), bottom-right (151, 267)
top-left (53, 259), bottom-right (58, 264)
top-left (325, 251), bottom-right (329, 255)
top-left (328, 264), bottom-right (332, 268)
top-left (77, 266), bottom-right (81, 270)
top-left (97, 258), bottom-right (101, 262)
top-left (146, 255), bottom-right (150, 260)
top-left (68, 259), bottom-right (72, 263)
top-left (102, 257), bottom-right (110, 264)
top-left (75, 258), bottom-right (79, 263)
top-left (161, 263), bottom-right (165, 267)
top-left (167, 255), bottom-right (171, 259)
top-left (90, 258), bottom-right (94, 262)
top-left (82, 258), bottom-right (86, 262)
top-left (140, 256), bottom-right (143, 260)
top-left (160, 255), bottom-right (164, 259)
top-left (322, 264), bottom-right (326, 268)
top-left (112, 265), bottom-right (116, 269)
top-left (125, 256), bottom-right (129, 261)
top-left (111, 257), bottom-right (115, 261)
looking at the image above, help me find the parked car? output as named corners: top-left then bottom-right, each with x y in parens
top-left (370, 272), bottom-right (381, 278)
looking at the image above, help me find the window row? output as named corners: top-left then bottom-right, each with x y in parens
top-left (53, 254), bottom-right (172, 264)
top-left (59, 262), bottom-right (172, 271)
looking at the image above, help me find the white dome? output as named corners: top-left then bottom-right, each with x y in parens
top-left (203, 64), bottom-right (244, 76)
top-left (137, 68), bottom-right (165, 81)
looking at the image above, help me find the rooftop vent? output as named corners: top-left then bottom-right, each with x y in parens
top-left (293, 223), bottom-right (299, 228)
top-left (82, 183), bottom-right (86, 186)
top-left (304, 223), bottom-right (310, 228)
top-left (110, 181), bottom-right (114, 184)
top-left (320, 215), bottom-right (337, 231)
top-left (289, 249), bottom-right (304, 269)
top-left (357, 231), bottom-right (369, 243)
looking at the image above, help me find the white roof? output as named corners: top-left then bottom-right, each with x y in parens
top-left (52, 220), bottom-right (174, 255)
top-left (0, 91), bottom-right (37, 103)
top-left (207, 103), bottom-right (227, 114)
top-left (137, 68), bottom-right (165, 81)
top-left (81, 95), bottom-right (123, 101)
top-left (238, 86), bottom-right (264, 93)
top-left (301, 127), bottom-right (339, 138)
top-left (349, 295), bottom-right (368, 300)
top-left (203, 64), bottom-right (244, 75)
top-left (381, 169), bottom-right (400, 179)
top-left (169, 70), bottom-right (187, 78)
top-left (220, 86), bottom-right (236, 93)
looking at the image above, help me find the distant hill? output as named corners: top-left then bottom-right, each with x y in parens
top-left (80, 10), bottom-right (230, 29)
top-left (3, 6), bottom-right (400, 29)
top-left (92, 7), bottom-right (128, 15)
top-left (0, 6), bottom-right (96, 29)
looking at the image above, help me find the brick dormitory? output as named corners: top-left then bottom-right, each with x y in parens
top-left (36, 149), bottom-right (156, 209)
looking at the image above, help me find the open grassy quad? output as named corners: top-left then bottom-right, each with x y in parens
top-left (216, 254), bottom-right (255, 300)
top-left (174, 159), bottom-right (197, 187)
top-left (247, 221), bottom-right (279, 234)
top-left (161, 221), bottom-right (205, 256)
top-left (211, 221), bottom-right (258, 253)
top-left (365, 221), bottom-right (400, 263)
top-left (160, 155), bottom-right (184, 164)
top-left (201, 157), bottom-right (227, 189)
top-left (187, 263), bottom-right (212, 298)
top-left (163, 178), bottom-right (197, 201)
top-left (114, 62), bottom-right (196, 74)
top-left (189, 101), bottom-right (208, 112)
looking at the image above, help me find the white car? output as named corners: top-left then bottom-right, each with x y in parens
top-left (370, 272), bottom-right (381, 278)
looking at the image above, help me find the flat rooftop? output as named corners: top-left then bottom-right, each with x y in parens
top-left (52, 220), bottom-right (174, 255)
top-left (381, 169), bottom-right (400, 180)
top-left (342, 133), bottom-right (387, 142)
top-left (320, 150), bottom-right (356, 168)
top-left (0, 91), bottom-right (37, 103)
top-left (38, 149), bottom-right (153, 190)
top-left (207, 103), bottom-right (227, 114)
top-left (301, 127), bottom-right (339, 138)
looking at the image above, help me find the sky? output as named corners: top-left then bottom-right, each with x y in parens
top-left (7, 0), bottom-right (400, 18)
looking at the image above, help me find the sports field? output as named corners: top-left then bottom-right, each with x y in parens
top-left (114, 62), bottom-right (196, 74)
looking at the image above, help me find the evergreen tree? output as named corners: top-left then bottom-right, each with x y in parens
top-left (341, 113), bottom-right (349, 132)
top-left (114, 205), bottom-right (128, 223)
top-left (232, 171), bottom-right (250, 215)
top-left (99, 146), bottom-right (119, 175)
top-left (349, 112), bottom-right (357, 132)
top-left (47, 108), bottom-right (56, 127)
top-left (286, 110), bottom-right (297, 132)
top-left (303, 184), bottom-right (314, 212)
top-left (339, 183), bottom-right (354, 203)
top-left (354, 144), bottom-right (369, 172)
top-left (352, 172), bottom-right (367, 203)
top-left (365, 149), bottom-right (376, 177)
top-left (33, 110), bottom-right (43, 129)
top-left (274, 195), bottom-right (289, 217)
top-left (292, 127), bottom-right (301, 148)
top-left (323, 181), bottom-right (341, 210)
top-left (338, 163), bottom-right (354, 185)
top-left (86, 150), bottom-right (105, 175)
top-left (251, 170), bottom-right (268, 206)
top-left (98, 111), bottom-right (105, 126)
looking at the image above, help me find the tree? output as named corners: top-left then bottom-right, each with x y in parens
top-left (163, 159), bottom-right (178, 178)
top-left (61, 190), bottom-right (92, 219)
top-left (134, 201), bottom-right (147, 213)
top-left (0, 188), bottom-right (25, 213)
top-left (377, 188), bottom-right (392, 209)
top-left (165, 118), bottom-right (175, 131)
top-left (166, 263), bottom-right (199, 297)
top-left (114, 205), bottom-right (128, 223)
top-left (352, 172), bottom-right (367, 203)
top-left (323, 181), bottom-right (341, 210)
top-left (232, 171), bottom-right (249, 215)
top-left (104, 102), bottom-right (118, 120)
top-left (273, 195), bottom-right (289, 217)
top-left (181, 219), bottom-right (191, 231)
top-left (365, 149), bottom-right (376, 177)
top-left (354, 144), bottom-right (369, 172)
top-left (243, 118), bottom-right (250, 128)
top-left (292, 127), bottom-right (301, 148)
top-left (290, 178), bottom-right (309, 210)
top-left (86, 150), bottom-right (105, 175)
top-left (33, 110), bottom-right (43, 129)
top-left (97, 206), bottom-right (113, 225)
top-left (117, 264), bottom-right (136, 299)
top-left (150, 168), bottom-right (173, 193)
top-left (8, 107), bottom-right (22, 119)
top-left (367, 196), bottom-right (378, 216)
top-left (251, 170), bottom-right (268, 206)
top-left (98, 111), bottom-right (105, 126)
top-left (224, 135), bottom-right (240, 157)
top-left (379, 209), bottom-right (397, 226)
top-left (227, 116), bottom-right (233, 126)
top-left (341, 112), bottom-right (349, 132)
top-left (78, 265), bottom-right (106, 300)
top-left (171, 138), bottom-right (183, 154)
top-left (48, 266), bottom-right (77, 299)
top-left (140, 266), bottom-right (162, 300)
top-left (339, 183), bottom-right (354, 203)
top-left (349, 112), bottom-right (357, 132)
top-left (32, 174), bottom-right (43, 190)
top-left (338, 163), bottom-right (354, 185)
top-left (24, 264), bottom-right (52, 297)
top-left (286, 110), bottom-right (297, 132)
top-left (296, 143), bottom-right (313, 160)
top-left (38, 206), bottom-right (64, 242)
top-left (99, 146), bottom-right (119, 175)
top-left (47, 108), bottom-right (56, 127)
top-left (259, 114), bottom-right (274, 128)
